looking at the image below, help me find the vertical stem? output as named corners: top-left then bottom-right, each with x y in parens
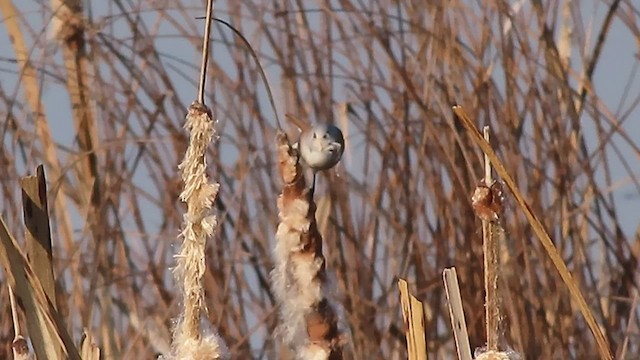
top-left (482, 126), bottom-right (499, 351)
top-left (483, 127), bottom-right (492, 185)
top-left (198, 0), bottom-right (215, 105)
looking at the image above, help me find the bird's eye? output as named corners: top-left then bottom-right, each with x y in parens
top-left (312, 133), bottom-right (317, 139)
top-left (322, 133), bottom-right (328, 139)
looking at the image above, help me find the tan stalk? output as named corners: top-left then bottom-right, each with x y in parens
top-left (49, 2), bottom-right (115, 352)
top-left (79, 331), bottom-right (101, 360)
top-left (398, 278), bottom-right (427, 360)
top-left (20, 165), bottom-right (61, 358)
top-left (51, 0), bottom-right (100, 208)
top-left (481, 127), bottom-right (500, 351)
top-left (442, 268), bottom-right (472, 360)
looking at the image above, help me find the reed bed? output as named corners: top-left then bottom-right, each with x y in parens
top-left (0, 0), bottom-right (639, 358)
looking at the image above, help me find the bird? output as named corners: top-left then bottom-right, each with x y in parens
top-left (297, 123), bottom-right (345, 196)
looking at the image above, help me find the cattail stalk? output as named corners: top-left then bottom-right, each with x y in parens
top-left (271, 132), bottom-right (344, 359)
top-left (481, 127), bottom-right (500, 351)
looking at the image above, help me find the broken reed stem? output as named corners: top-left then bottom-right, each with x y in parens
top-left (398, 279), bottom-right (428, 360)
top-left (79, 331), bottom-right (101, 360)
top-left (442, 268), bottom-right (472, 360)
top-left (20, 166), bottom-right (57, 309)
top-left (271, 131), bottom-right (343, 359)
top-left (482, 127), bottom-right (500, 351)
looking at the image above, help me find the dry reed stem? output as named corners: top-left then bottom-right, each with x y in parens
top-left (50, 3), bottom-right (112, 352)
top-left (52, 0), bottom-right (100, 208)
top-left (1, 2), bottom-right (80, 333)
top-left (453, 105), bottom-right (613, 360)
top-left (480, 127), bottom-right (500, 351)
top-left (442, 268), bottom-right (472, 360)
top-left (398, 278), bottom-right (427, 360)
top-left (170, 101), bottom-right (227, 359)
top-left (9, 285), bottom-right (20, 337)
top-left (80, 331), bottom-right (101, 360)
top-left (19, 165), bottom-right (61, 358)
top-left (616, 293), bottom-right (639, 359)
top-left (1, 1), bottom-right (637, 357)
top-left (20, 166), bottom-right (57, 308)
top-left (0, 217), bottom-right (80, 360)
top-left (197, 0), bottom-right (215, 105)
top-left (272, 131), bottom-right (344, 359)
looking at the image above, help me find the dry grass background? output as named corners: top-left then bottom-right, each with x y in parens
top-left (1, 0), bottom-right (639, 358)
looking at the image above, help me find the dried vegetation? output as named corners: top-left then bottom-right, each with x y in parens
top-left (0, 0), bottom-right (639, 359)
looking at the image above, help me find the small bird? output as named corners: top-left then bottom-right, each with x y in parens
top-left (297, 123), bottom-right (345, 195)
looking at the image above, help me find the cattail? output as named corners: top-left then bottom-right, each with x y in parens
top-left (166, 102), bottom-right (228, 360)
top-left (271, 132), bottom-right (344, 359)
